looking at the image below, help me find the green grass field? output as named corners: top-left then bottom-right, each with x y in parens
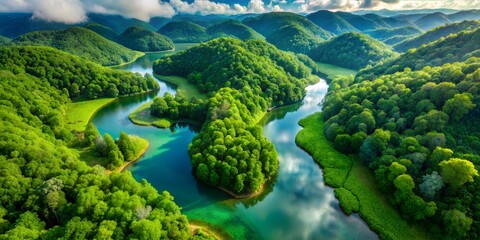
top-left (65, 98), bottom-right (116, 131)
top-left (316, 62), bottom-right (357, 81)
top-left (296, 113), bottom-right (430, 240)
top-left (155, 74), bottom-right (207, 100)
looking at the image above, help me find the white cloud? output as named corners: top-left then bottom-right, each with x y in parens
top-left (32, 0), bottom-right (86, 23)
top-left (169, 0), bottom-right (247, 15)
top-left (84, 0), bottom-right (175, 21)
top-left (248, 0), bottom-right (267, 13)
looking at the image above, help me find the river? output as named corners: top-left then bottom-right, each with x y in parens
top-left (91, 44), bottom-right (377, 239)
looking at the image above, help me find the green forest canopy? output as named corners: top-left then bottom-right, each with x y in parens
top-left (10, 27), bottom-right (140, 66)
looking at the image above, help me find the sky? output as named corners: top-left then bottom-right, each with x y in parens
top-left (0, 0), bottom-right (478, 23)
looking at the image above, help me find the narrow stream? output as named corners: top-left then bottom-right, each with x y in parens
top-left (91, 44), bottom-right (378, 239)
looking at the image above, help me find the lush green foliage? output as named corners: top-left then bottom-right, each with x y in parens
top-left (414, 13), bottom-right (451, 31)
top-left (0, 70), bottom-right (190, 239)
top-left (0, 35), bottom-right (10, 45)
top-left (83, 22), bottom-right (119, 42)
top-left (309, 32), bottom-right (398, 70)
top-left (306, 10), bottom-right (358, 35)
top-left (357, 28), bottom-right (480, 80)
top-left (158, 21), bottom-right (208, 43)
top-left (395, 20), bottom-right (480, 52)
top-left (207, 20), bottom-right (264, 41)
top-left (364, 26), bottom-right (422, 41)
top-left (151, 38), bottom-right (318, 195)
top-left (0, 46), bottom-right (159, 99)
top-left (119, 27), bottom-right (174, 52)
top-left (266, 24), bottom-right (322, 54)
top-left (243, 12), bottom-right (334, 53)
top-left (11, 27), bottom-right (139, 66)
top-left (154, 37), bottom-right (315, 105)
top-left (296, 113), bottom-right (430, 240)
top-left (322, 57), bottom-right (480, 238)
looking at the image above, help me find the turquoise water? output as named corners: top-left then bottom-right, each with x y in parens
top-left (91, 44), bottom-right (378, 239)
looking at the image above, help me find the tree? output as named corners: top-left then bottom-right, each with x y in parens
top-left (41, 178), bottom-right (64, 223)
top-left (419, 171), bottom-right (443, 199)
top-left (95, 220), bottom-right (116, 240)
top-left (442, 93), bottom-right (475, 122)
top-left (84, 123), bottom-right (101, 146)
top-left (439, 158), bottom-right (479, 188)
top-left (443, 209), bottom-right (473, 238)
top-left (117, 132), bottom-right (135, 161)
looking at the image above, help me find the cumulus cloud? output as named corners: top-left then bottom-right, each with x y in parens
top-left (84, 0), bottom-right (175, 21)
top-left (31, 0), bottom-right (86, 23)
top-left (248, 0), bottom-right (268, 13)
top-left (169, 0), bottom-right (247, 15)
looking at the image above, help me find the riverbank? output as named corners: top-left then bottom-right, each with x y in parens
top-left (295, 113), bottom-right (430, 240)
top-left (189, 220), bottom-right (233, 240)
top-left (117, 136), bottom-right (149, 173)
top-left (108, 51), bottom-right (145, 68)
top-left (65, 98), bottom-right (116, 131)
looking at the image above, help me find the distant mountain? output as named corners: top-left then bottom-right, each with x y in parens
top-left (395, 20), bottom-right (480, 52)
top-left (243, 12), bottom-right (333, 39)
top-left (0, 13), bottom-right (156, 38)
top-left (383, 35), bottom-right (412, 45)
top-left (448, 10), bottom-right (480, 22)
top-left (306, 10), bottom-right (358, 35)
top-left (83, 22), bottom-right (118, 41)
top-left (414, 12), bottom-right (451, 30)
top-left (267, 24), bottom-right (322, 54)
top-left (353, 8), bottom-right (459, 17)
top-left (149, 17), bottom-right (171, 29)
top-left (362, 13), bottom-right (413, 28)
top-left (87, 13), bottom-right (155, 33)
top-left (364, 26), bottom-right (422, 41)
top-left (309, 32), bottom-right (398, 70)
top-left (243, 12), bottom-right (334, 53)
top-left (168, 14), bottom-right (230, 27)
top-left (0, 35), bottom-right (10, 44)
top-left (207, 20), bottom-right (264, 40)
top-left (334, 12), bottom-right (384, 31)
top-left (358, 27), bottom-right (480, 80)
top-left (11, 27), bottom-right (139, 66)
top-left (118, 26), bottom-right (174, 52)
top-left (158, 21), bottom-right (208, 43)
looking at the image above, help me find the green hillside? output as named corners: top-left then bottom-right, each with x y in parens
top-left (266, 24), bottom-right (322, 54)
top-left (395, 20), bottom-right (480, 52)
top-left (364, 26), bottom-right (422, 41)
top-left (0, 46), bottom-right (159, 99)
top-left (243, 12), bottom-right (333, 39)
top-left (0, 35), bottom-right (10, 44)
top-left (11, 27), bottom-right (139, 66)
top-left (83, 22), bottom-right (118, 41)
top-left (0, 45), bottom-right (190, 239)
top-left (152, 37), bottom-right (317, 196)
top-left (306, 10), bottom-right (359, 34)
top-left (309, 32), bottom-right (398, 70)
top-left (414, 12), bottom-right (451, 30)
top-left (358, 27), bottom-right (480, 80)
top-left (119, 26), bottom-right (174, 52)
top-left (207, 20), bottom-right (264, 40)
top-left (158, 21), bottom-right (208, 43)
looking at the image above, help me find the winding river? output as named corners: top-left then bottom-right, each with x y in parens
top-left (91, 44), bottom-right (378, 239)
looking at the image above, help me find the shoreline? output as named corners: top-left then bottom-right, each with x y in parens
top-left (188, 220), bottom-right (233, 240)
top-left (108, 51), bottom-right (146, 68)
top-left (218, 183), bottom-right (265, 199)
top-left (117, 141), bottom-right (150, 173)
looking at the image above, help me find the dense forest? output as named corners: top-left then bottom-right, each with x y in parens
top-left (0, 46), bottom-right (201, 238)
top-left (395, 20), bottom-right (480, 52)
top-left (158, 21), bottom-right (208, 43)
top-left (306, 10), bottom-right (359, 35)
top-left (83, 22), bottom-right (119, 42)
top-left (0, 35), bottom-right (10, 45)
top-left (309, 32), bottom-right (398, 70)
top-left (358, 27), bottom-right (480, 80)
top-left (118, 27), bottom-right (174, 52)
top-left (207, 20), bottom-right (264, 41)
top-left (10, 27), bottom-right (139, 66)
top-left (322, 53), bottom-right (480, 238)
top-left (364, 26), bottom-right (422, 42)
top-left (0, 46), bottom-right (159, 99)
top-left (266, 24), bottom-right (323, 54)
top-left (151, 37), bottom-right (317, 195)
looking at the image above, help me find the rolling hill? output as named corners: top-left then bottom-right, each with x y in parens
top-left (119, 26), bottom-right (174, 52)
top-left (158, 21), bottom-right (208, 43)
top-left (357, 27), bottom-right (480, 80)
top-left (207, 20), bottom-right (264, 40)
top-left (395, 20), bottom-right (480, 52)
top-left (266, 24), bottom-right (322, 54)
top-left (306, 10), bottom-right (359, 34)
top-left (83, 22), bottom-right (118, 41)
top-left (414, 12), bottom-right (451, 30)
top-left (11, 27), bottom-right (139, 66)
top-left (309, 32), bottom-right (398, 70)
top-left (0, 35), bottom-right (10, 44)
top-left (364, 26), bottom-right (422, 41)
